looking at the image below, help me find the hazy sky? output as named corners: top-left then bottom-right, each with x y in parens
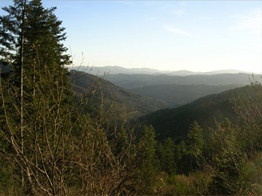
top-left (1, 1), bottom-right (262, 73)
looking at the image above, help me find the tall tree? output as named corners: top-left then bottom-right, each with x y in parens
top-left (161, 137), bottom-right (176, 175)
top-left (137, 125), bottom-right (158, 194)
top-left (0, 0), bottom-right (27, 189)
top-left (0, 0), bottom-right (72, 195)
top-left (187, 121), bottom-right (204, 171)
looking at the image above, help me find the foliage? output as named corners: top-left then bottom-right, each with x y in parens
top-left (136, 125), bottom-right (158, 194)
top-left (161, 138), bottom-right (176, 175)
top-left (140, 89), bottom-right (235, 141)
top-left (205, 118), bottom-right (247, 194)
top-left (186, 121), bottom-right (204, 171)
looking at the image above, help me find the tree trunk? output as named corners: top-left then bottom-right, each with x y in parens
top-left (20, 0), bottom-right (26, 187)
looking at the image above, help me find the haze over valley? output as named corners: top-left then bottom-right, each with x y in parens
top-left (70, 65), bottom-right (261, 108)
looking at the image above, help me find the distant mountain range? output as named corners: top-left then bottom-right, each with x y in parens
top-left (69, 66), bottom-right (160, 75)
top-left (105, 73), bottom-right (261, 107)
top-left (105, 73), bottom-right (258, 89)
top-left (68, 66), bottom-right (261, 108)
top-left (68, 65), bottom-right (253, 76)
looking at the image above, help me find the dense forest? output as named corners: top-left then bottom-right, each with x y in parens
top-left (1, 1), bottom-right (262, 196)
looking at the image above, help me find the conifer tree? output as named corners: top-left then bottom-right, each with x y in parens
top-left (0, 0), bottom-right (27, 189)
top-left (161, 137), bottom-right (176, 175)
top-left (186, 121), bottom-right (204, 172)
top-left (0, 0), bottom-right (26, 64)
top-left (137, 125), bottom-right (158, 194)
top-left (0, 0), bottom-right (73, 195)
top-left (187, 121), bottom-right (204, 157)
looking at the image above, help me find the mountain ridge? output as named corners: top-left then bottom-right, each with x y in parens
top-left (68, 65), bottom-right (253, 76)
top-left (105, 73), bottom-right (260, 89)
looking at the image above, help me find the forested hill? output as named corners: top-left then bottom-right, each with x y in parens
top-left (140, 85), bottom-right (258, 142)
top-left (132, 84), bottom-right (237, 108)
top-left (70, 70), bottom-right (166, 118)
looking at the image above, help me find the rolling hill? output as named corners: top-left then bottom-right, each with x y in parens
top-left (131, 84), bottom-right (237, 107)
top-left (105, 73), bottom-right (260, 107)
top-left (139, 85), bottom-right (258, 142)
top-left (70, 70), bottom-right (166, 119)
top-left (68, 67), bottom-right (260, 108)
top-left (106, 73), bottom-right (260, 89)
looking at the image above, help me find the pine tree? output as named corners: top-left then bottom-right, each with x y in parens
top-left (161, 137), bottom-right (176, 175)
top-left (187, 121), bottom-right (204, 171)
top-left (0, 0), bottom-right (28, 190)
top-left (0, 0), bottom-right (73, 195)
top-left (23, 0), bottom-right (71, 91)
top-left (0, 0), bottom-right (25, 64)
top-left (138, 125), bottom-right (158, 194)
top-left (187, 121), bottom-right (204, 156)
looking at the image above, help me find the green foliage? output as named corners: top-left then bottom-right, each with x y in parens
top-left (186, 121), bottom-right (204, 172)
top-left (160, 138), bottom-right (176, 175)
top-left (140, 85), bottom-right (257, 142)
top-left (206, 118), bottom-right (248, 195)
top-left (0, 0), bottom-right (73, 195)
top-left (234, 83), bottom-right (262, 153)
top-left (173, 140), bottom-right (188, 174)
top-left (243, 153), bottom-right (262, 195)
top-left (187, 121), bottom-right (204, 156)
top-left (137, 125), bottom-right (159, 194)
top-left (142, 84), bottom-right (262, 195)
top-left (0, 156), bottom-right (18, 194)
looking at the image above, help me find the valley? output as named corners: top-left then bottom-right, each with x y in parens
top-left (71, 66), bottom-right (262, 141)
top-left (72, 66), bottom-right (260, 107)
top-left (66, 67), bottom-right (262, 195)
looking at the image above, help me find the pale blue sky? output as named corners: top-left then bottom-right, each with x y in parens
top-left (1, 1), bottom-right (262, 73)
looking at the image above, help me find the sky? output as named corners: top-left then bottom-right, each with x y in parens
top-left (1, 0), bottom-right (262, 73)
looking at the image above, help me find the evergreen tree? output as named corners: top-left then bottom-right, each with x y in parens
top-left (0, 0), bottom-right (73, 195)
top-left (0, 0), bottom-right (26, 64)
top-left (23, 0), bottom-right (71, 91)
top-left (161, 137), bottom-right (176, 175)
top-left (138, 125), bottom-right (158, 194)
top-left (187, 121), bottom-right (204, 156)
top-left (175, 140), bottom-right (188, 174)
top-left (0, 0), bottom-right (28, 190)
top-left (187, 121), bottom-right (204, 171)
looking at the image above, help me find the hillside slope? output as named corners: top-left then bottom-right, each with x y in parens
top-left (70, 71), bottom-right (166, 118)
top-left (140, 85), bottom-right (257, 141)
top-left (132, 84), bottom-right (237, 107)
